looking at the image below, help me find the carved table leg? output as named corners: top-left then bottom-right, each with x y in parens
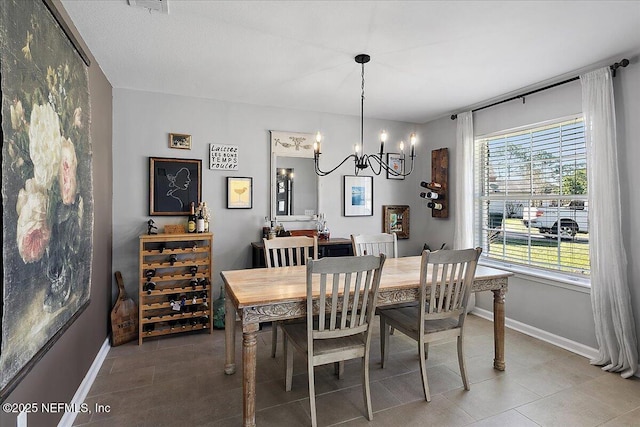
top-left (243, 323), bottom-right (260, 427)
top-left (224, 294), bottom-right (237, 375)
top-left (492, 288), bottom-right (506, 371)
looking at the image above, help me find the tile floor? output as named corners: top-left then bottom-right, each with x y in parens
top-left (73, 315), bottom-right (640, 426)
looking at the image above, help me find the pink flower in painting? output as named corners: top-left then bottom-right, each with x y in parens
top-left (16, 179), bottom-right (51, 264)
top-left (29, 103), bottom-right (61, 190)
top-left (59, 137), bottom-right (78, 205)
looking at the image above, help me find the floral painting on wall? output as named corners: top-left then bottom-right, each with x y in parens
top-left (0, 0), bottom-right (93, 398)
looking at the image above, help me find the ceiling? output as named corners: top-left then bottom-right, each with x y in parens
top-left (60, 0), bottom-right (640, 124)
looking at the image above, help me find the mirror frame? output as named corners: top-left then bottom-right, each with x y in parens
top-left (269, 131), bottom-right (320, 222)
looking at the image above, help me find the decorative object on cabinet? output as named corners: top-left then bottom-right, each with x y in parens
top-left (209, 143), bottom-right (239, 170)
top-left (386, 153), bottom-right (405, 180)
top-left (147, 219), bottom-right (158, 235)
top-left (138, 233), bottom-right (213, 344)
top-left (383, 205), bottom-right (410, 239)
top-left (344, 175), bottom-right (373, 216)
top-left (226, 176), bottom-right (253, 209)
top-left (0, 0), bottom-right (93, 399)
top-left (149, 157), bottom-right (202, 216)
top-left (111, 272), bottom-right (138, 346)
top-left (313, 54), bottom-right (417, 177)
top-left (164, 224), bottom-right (186, 234)
top-left (169, 133), bottom-right (192, 150)
top-left (421, 148), bottom-right (448, 218)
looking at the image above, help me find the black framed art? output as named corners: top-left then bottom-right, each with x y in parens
top-left (149, 157), bottom-right (202, 215)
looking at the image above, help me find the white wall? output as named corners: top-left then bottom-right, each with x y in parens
top-left (419, 58), bottom-right (640, 356)
top-left (112, 89), bottom-right (424, 299)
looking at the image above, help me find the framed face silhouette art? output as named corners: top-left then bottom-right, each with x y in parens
top-left (149, 157), bottom-right (202, 215)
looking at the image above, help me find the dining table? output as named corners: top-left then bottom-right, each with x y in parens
top-left (221, 255), bottom-right (512, 427)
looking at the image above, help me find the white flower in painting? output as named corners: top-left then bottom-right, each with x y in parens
top-left (29, 103), bottom-right (62, 190)
top-left (73, 107), bottom-right (83, 128)
top-left (16, 179), bottom-right (51, 264)
top-left (59, 137), bottom-right (78, 205)
top-left (10, 100), bottom-right (25, 130)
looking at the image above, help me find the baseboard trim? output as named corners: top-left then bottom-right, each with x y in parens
top-left (471, 307), bottom-right (640, 378)
top-left (57, 338), bottom-right (110, 427)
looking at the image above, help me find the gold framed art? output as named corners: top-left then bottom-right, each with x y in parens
top-left (169, 133), bottom-right (192, 150)
top-left (383, 205), bottom-right (410, 239)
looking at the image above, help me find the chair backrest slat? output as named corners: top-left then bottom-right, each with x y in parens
top-left (263, 236), bottom-right (318, 268)
top-left (351, 233), bottom-right (398, 258)
top-left (308, 255), bottom-right (386, 341)
top-left (420, 248), bottom-right (482, 324)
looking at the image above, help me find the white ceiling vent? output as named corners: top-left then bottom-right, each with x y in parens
top-left (127, 0), bottom-right (169, 14)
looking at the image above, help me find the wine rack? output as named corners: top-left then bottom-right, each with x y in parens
top-left (430, 148), bottom-right (448, 218)
top-left (138, 233), bottom-right (213, 344)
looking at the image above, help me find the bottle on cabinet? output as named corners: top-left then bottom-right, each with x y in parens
top-left (188, 202), bottom-right (197, 233)
top-left (196, 203), bottom-right (205, 233)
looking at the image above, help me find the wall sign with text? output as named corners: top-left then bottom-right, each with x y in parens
top-left (209, 144), bottom-right (239, 170)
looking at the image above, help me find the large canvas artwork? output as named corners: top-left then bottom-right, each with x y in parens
top-left (0, 0), bottom-right (93, 398)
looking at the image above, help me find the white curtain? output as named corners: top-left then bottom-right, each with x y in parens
top-left (581, 67), bottom-right (638, 378)
top-left (453, 111), bottom-right (474, 250)
top-left (453, 111), bottom-right (476, 310)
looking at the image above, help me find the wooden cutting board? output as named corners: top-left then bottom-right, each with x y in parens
top-left (110, 271), bottom-right (138, 346)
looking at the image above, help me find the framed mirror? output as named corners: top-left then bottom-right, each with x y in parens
top-left (270, 131), bottom-right (319, 221)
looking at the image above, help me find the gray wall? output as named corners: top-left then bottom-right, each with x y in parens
top-left (112, 89), bottom-right (424, 301)
top-left (419, 57), bottom-right (640, 356)
top-left (1, 2), bottom-right (113, 426)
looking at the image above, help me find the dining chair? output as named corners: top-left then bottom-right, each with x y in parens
top-left (263, 235), bottom-right (318, 357)
top-left (351, 232), bottom-right (405, 334)
top-left (351, 232), bottom-right (397, 258)
top-left (378, 247), bottom-right (482, 402)
top-left (282, 254), bottom-right (386, 427)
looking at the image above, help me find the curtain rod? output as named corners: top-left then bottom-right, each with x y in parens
top-left (450, 58), bottom-right (630, 120)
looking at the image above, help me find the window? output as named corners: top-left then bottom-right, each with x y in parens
top-left (474, 116), bottom-right (590, 277)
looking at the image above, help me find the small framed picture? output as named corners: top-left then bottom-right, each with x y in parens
top-left (343, 175), bottom-right (373, 216)
top-left (169, 133), bottom-right (192, 150)
top-left (227, 177), bottom-right (253, 209)
top-left (386, 153), bottom-right (404, 180)
top-left (383, 205), bottom-right (410, 239)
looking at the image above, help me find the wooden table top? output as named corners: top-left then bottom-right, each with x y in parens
top-left (221, 256), bottom-right (512, 308)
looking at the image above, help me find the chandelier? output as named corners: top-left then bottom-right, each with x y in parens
top-left (313, 54), bottom-right (417, 177)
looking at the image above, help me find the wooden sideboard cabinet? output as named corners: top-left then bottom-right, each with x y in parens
top-left (138, 233), bottom-right (213, 344)
top-left (250, 237), bottom-right (353, 268)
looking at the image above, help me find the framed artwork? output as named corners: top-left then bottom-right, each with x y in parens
top-left (383, 205), bottom-right (410, 239)
top-left (1, 0), bottom-right (93, 399)
top-left (149, 157), bottom-right (201, 215)
top-left (270, 130), bottom-right (315, 158)
top-left (386, 153), bottom-right (405, 180)
top-left (343, 175), bottom-right (373, 216)
top-left (169, 133), bottom-right (192, 150)
top-left (227, 177), bottom-right (253, 209)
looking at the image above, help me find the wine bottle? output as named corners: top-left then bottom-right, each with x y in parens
top-left (168, 253), bottom-right (177, 265)
top-left (420, 181), bottom-right (442, 190)
top-left (187, 202), bottom-right (197, 233)
top-left (202, 202), bottom-right (210, 232)
top-left (196, 204), bottom-right (205, 233)
top-left (419, 191), bottom-right (441, 200)
top-left (427, 201), bottom-right (443, 210)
